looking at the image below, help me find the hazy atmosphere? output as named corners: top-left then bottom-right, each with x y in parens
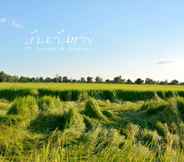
top-left (0, 0), bottom-right (184, 81)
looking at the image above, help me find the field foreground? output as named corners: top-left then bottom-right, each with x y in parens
top-left (0, 84), bottom-right (184, 161)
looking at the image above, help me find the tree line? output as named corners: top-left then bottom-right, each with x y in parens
top-left (0, 71), bottom-right (183, 85)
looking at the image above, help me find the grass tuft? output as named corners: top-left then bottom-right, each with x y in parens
top-left (7, 96), bottom-right (38, 118)
top-left (38, 96), bottom-right (62, 113)
top-left (83, 98), bottom-right (106, 120)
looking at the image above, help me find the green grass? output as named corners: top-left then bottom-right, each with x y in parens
top-left (0, 82), bottom-right (184, 91)
top-left (1, 85), bottom-right (184, 161)
top-left (0, 83), bottom-right (184, 101)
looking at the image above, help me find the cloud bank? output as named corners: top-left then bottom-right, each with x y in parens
top-left (156, 60), bottom-right (175, 65)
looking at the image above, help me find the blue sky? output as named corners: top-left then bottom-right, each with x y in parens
top-left (0, 0), bottom-right (184, 81)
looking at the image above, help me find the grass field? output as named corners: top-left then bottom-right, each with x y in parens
top-left (0, 83), bottom-right (184, 102)
top-left (0, 83), bottom-right (184, 91)
top-left (0, 84), bottom-right (184, 161)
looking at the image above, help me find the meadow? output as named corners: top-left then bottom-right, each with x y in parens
top-left (0, 83), bottom-right (184, 101)
top-left (0, 83), bottom-right (184, 91)
top-left (0, 83), bottom-right (184, 161)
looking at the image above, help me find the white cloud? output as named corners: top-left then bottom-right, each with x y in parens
top-left (156, 60), bottom-right (175, 65)
top-left (57, 29), bottom-right (65, 35)
top-left (11, 20), bottom-right (24, 29)
top-left (30, 29), bottom-right (39, 34)
top-left (0, 17), bottom-right (7, 23)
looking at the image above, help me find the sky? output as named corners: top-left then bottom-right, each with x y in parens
top-left (0, 0), bottom-right (184, 81)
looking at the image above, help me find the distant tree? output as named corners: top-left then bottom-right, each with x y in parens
top-left (105, 79), bottom-right (111, 83)
top-left (113, 76), bottom-right (125, 83)
top-left (145, 78), bottom-right (155, 84)
top-left (19, 76), bottom-right (31, 82)
top-left (39, 77), bottom-right (44, 82)
top-left (45, 77), bottom-right (52, 82)
top-left (63, 76), bottom-right (69, 82)
top-left (9, 75), bottom-right (19, 82)
top-left (169, 80), bottom-right (179, 85)
top-left (33, 77), bottom-right (38, 82)
top-left (135, 78), bottom-right (144, 84)
top-left (159, 80), bottom-right (168, 85)
top-left (87, 76), bottom-right (93, 83)
top-left (0, 71), bottom-right (8, 82)
top-left (80, 77), bottom-right (86, 83)
top-left (58, 76), bottom-right (62, 82)
top-left (95, 76), bottom-right (103, 83)
top-left (0, 70), bottom-right (183, 84)
top-left (71, 79), bottom-right (76, 82)
top-left (126, 79), bottom-right (133, 84)
top-left (53, 75), bottom-right (62, 83)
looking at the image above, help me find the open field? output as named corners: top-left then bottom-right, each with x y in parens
top-left (0, 83), bottom-right (184, 102)
top-left (0, 84), bottom-right (184, 161)
top-left (0, 83), bottom-right (184, 91)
